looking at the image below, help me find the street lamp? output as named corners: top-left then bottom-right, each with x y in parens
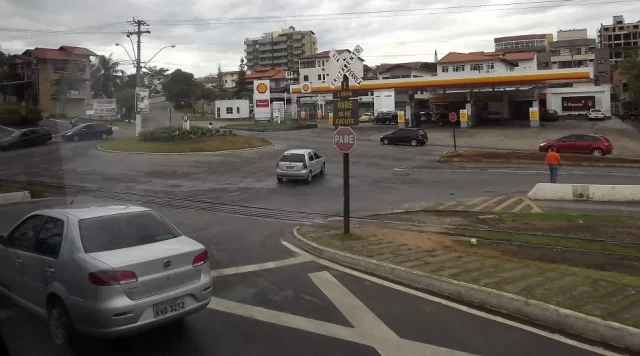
top-left (143, 45), bottom-right (176, 69)
top-left (115, 42), bottom-right (136, 66)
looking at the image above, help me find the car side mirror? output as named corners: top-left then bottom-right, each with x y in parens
top-left (0, 234), bottom-right (5, 244)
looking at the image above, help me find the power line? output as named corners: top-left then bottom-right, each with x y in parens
top-left (0, 22), bottom-right (128, 42)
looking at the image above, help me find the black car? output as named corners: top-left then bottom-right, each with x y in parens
top-left (373, 110), bottom-right (398, 125)
top-left (436, 111), bottom-right (457, 126)
top-left (541, 109), bottom-right (559, 122)
top-left (380, 128), bottom-right (428, 147)
top-left (61, 123), bottom-right (113, 142)
top-left (0, 127), bottom-right (52, 151)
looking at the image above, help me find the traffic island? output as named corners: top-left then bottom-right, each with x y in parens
top-left (438, 150), bottom-right (640, 168)
top-left (221, 121), bottom-right (317, 132)
top-left (98, 136), bottom-right (272, 154)
top-left (293, 211), bottom-right (640, 352)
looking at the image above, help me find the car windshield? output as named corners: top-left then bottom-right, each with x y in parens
top-left (78, 211), bottom-right (181, 253)
top-left (279, 153), bottom-right (306, 163)
top-left (73, 123), bottom-right (90, 130)
top-left (591, 109), bottom-right (602, 113)
top-left (9, 130), bottom-right (24, 138)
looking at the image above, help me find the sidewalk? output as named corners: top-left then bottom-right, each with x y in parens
top-left (296, 222), bottom-right (640, 339)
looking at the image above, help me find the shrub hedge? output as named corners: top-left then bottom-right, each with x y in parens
top-left (0, 105), bottom-right (43, 127)
top-left (138, 125), bottom-right (234, 142)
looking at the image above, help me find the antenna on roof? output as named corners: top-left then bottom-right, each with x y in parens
top-left (69, 196), bottom-right (76, 205)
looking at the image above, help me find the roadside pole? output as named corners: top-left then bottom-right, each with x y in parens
top-left (169, 106), bottom-right (172, 126)
top-left (342, 75), bottom-right (350, 235)
top-left (449, 112), bottom-right (458, 151)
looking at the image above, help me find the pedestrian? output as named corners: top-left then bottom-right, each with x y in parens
top-left (208, 121), bottom-right (213, 130)
top-left (545, 147), bottom-right (561, 183)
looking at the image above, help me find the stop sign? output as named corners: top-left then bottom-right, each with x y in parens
top-left (333, 127), bottom-right (356, 153)
top-left (449, 112), bottom-right (458, 123)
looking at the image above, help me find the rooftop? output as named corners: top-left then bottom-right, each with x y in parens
top-left (494, 34), bottom-right (551, 43)
top-left (377, 62), bottom-right (436, 73)
top-left (246, 67), bottom-right (286, 80)
top-left (301, 49), bottom-right (349, 60)
top-left (439, 51), bottom-right (535, 65)
top-left (23, 46), bottom-right (97, 60)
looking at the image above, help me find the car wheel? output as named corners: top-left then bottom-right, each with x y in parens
top-left (592, 148), bottom-right (604, 156)
top-left (384, 120), bottom-right (390, 125)
top-left (306, 171), bottom-right (313, 184)
top-left (383, 138), bottom-right (390, 145)
top-left (101, 133), bottom-right (108, 139)
top-left (73, 135), bottom-right (80, 142)
top-left (321, 163), bottom-right (325, 174)
top-left (547, 146), bottom-right (556, 152)
top-left (410, 139), bottom-right (418, 147)
top-left (277, 177), bottom-right (284, 183)
top-left (48, 299), bottom-right (75, 348)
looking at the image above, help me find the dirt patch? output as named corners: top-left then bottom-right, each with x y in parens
top-left (439, 150), bottom-right (640, 167)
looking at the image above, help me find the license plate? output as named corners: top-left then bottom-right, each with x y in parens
top-left (285, 166), bottom-right (294, 170)
top-left (153, 298), bottom-right (185, 319)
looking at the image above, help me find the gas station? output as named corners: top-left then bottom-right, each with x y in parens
top-left (289, 66), bottom-right (609, 129)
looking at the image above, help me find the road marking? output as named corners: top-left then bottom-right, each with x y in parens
top-left (513, 200), bottom-right (530, 212)
top-left (210, 255), bottom-right (312, 277)
top-left (461, 197), bottom-right (490, 209)
top-left (492, 196), bottom-right (520, 212)
top-left (208, 272), bottom-right (473, 356)
top-left (525, 198), bottom-right (543, 213)
top-left (472, 196), bottom-right (505, 212)
top-left (280, 240), bottom-right (621, 356)
top-left (393, 167), bottom-right (639, 177)
top-left (437, 201), bottom-right (461, 210)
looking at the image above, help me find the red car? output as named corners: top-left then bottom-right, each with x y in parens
top-left (538, 134), bottom-right (613, 156)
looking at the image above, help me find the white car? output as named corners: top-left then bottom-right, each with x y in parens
top-left (276, 149), bottom-right (325, 183)
top-left (0, 206), bottom-right (212, 347)
top-left (588, 109), bottom-right (605, 120)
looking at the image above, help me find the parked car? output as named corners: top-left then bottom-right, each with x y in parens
top-left (61, 123), bottom-right (113, 142)
top-left (416, 111), bottom-right (435, 123)
top-left (436, 111), bottom-right (457, 126)
top-left (372, 110), bottom-right (398, 125)
top-left (538, 134), bottom-right (613, 156)
top-left (541, 109), bottom-right (559, 122)
top-left (276, 149), bottom-right (325, 183)
top-left (0, 206), bottom-right (212, 346)
top-left (380, 128), bottom-right (428, 147)
top-left (587, 109), bottom-right (606, 121)
top-left (358, 112), bottom-right (373, 123)
top-left (0, 127), bottom-right (52, 151)
top-left (486, 111), bottom-right (503, 122)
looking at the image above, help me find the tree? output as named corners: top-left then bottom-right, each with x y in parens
top-left (216, 64), bottom-right (225, 92)
top-left (234, 57), bottom-right (248, 98)
top-left (163, 69), bottom-right (199, 108)
top-left (91, 54), bottom-right (125, 99)
top-left (114, 87), bottom-right (135, 121)
top-left (620, 51), bottom-right (640, 110)
top-left (50, 73), bottom-right (77, 115)
top-left (144, 66), bottom-right (169, 79)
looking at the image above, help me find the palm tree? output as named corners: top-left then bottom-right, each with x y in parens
top-left (91, 54), bottom-right (125, 99)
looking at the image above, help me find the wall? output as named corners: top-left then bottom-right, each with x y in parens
top-left (299, 52), bottom-right (364, 86)
top-left (557, 29), bottom-right (588, 40)
top-left (513, 57), bottom-right (537, 71)
top-left (543, 84), bottom-right (612, 115)
top-left (222, 72), bottom-right (238, 89)
top-left (438, 60), bottom-right (515, 77)
top-left (37, 57), bottom-right (91, 114)
top-left (215, 99), bottom-right (250, 119)
top-left (379, 67), bottom-right (432, 79)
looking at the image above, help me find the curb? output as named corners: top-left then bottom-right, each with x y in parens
top-left (220, 123), bottom-right (318, 132)
top-left (95, 143), bottom-right (276, 156)
top-left (0, 191), bottom-right (31, 205)
top-left (438, 157), bottom-right (640, 168)
top-left (292, 227), bottom-right (640, 352)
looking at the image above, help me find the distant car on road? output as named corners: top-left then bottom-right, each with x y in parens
top-left (372, 110), bottom-right (398, 125)
top-left (61, 123), bottom-right (113, 142)
top-left (0, 127), bottom-right (52, 151)
top-left (588, 109), bottom-right (606, 121)
top-left (276, 149), bottom-right (325, 183)
top-left (358, 112), bottom-right (373, 123)
top-left (380, 128), bottom-right (428, 147)
top-left (0, 205), bottom-right (212, 347)
top-left (538, 133), bottom-right (613, 156)
top-left (541, 109), bottom-right (559, 122)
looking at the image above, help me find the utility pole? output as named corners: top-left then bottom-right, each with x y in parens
top-left (126, 17), bottom-right (150, 136)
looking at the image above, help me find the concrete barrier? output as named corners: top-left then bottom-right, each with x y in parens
top-left (528, 183), bottom-right (640, 201)
top-left (0, 191), bottom-right (31, 205)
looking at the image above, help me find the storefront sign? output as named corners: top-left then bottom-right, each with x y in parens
top-left (333, 90), bottom-right (358, 126)
top-left (529, 107), bottom-right (539, 121)
top-left (459, 109), bottom-right (468, 122)
top-left (561, 96), bottom-right (595, 112)
top-left (253, 80), bottom-right (271, 119)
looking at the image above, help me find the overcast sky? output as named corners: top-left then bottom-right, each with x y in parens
top-left (2, 0), bottom-right (639, 77)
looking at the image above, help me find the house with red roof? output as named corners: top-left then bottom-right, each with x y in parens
top-left (376, 62), bottom-right (437, 80)
top-left (17, 45), bottom-right (98, 116)
top-left (245, 67), bottom-right (296, 94)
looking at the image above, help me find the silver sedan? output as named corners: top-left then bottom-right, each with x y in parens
top-left (0, 205), bottom-right (212, 347)
top-left (276, 149), bottom-right (326, 183)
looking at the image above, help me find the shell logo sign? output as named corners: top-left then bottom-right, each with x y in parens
top-left (256, 82), bottom-right (269, 94)
top-left (301, 83), bottom-right (311, 93)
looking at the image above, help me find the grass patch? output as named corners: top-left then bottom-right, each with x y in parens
top-left (498, 212), bottom-right (638, 224)
top-left (0, 180), bottom-right (58, 198)
top-left (99, 136), bottom-right (271, 153)
top-left (450, 228), bottom-right (640, 255)
top-left (224, 121), bottom-right (311, 130)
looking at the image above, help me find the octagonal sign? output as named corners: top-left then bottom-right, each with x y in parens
top-left (333, 126), bottom-right (356, 153)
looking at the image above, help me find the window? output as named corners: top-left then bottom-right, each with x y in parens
top-left (312, 152), bottom-right (321, 160)
top-left (236, 107), bottom-right (240, 114)
top-left (279, 153), bottom-right (305, 163)
top-left (441, 66), bottom-right (449, 73)
top-left (34, 217), bottom-right (64, 258)
top-left (470, 64), bottom-right (484, 71)
top-left (7, 215), bottom-right (46, 250)
top-left (78, 211), bottom-right (181, 253)
top-left (318, 74), bottom-right (322, 80)
top-left (226, 107), bottom-right (233, 114)
top-left (487, 63), bottom-right (495, 70)
top-left (303, 75), bottom-right (309, 81)
top-left (453, 65), bottom-right (465, 72)
top-left (225, 80), bottom-right (228, 83)
top-left (308, 153), bottom-right (315, 162)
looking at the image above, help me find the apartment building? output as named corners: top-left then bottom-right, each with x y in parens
top-left (377, 62), bottom-right (437, 79)
top-left (244, 26), bottom-right (317, 72)
top-left (598, 15), bottom-right (640, 63)
top-left (16, 46), bottom-right (97, 116)
top-left (494, 34), bottom-right (553, 53)
top-left (298, 49), bottom-right (364, 86)
top-left (536, 29), bottom-right (611, 84)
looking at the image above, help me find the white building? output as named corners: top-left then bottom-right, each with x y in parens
top-left (376, 62), bottom-right (437, 79)
top-left (437, 51), bottom-right (538, 77)
top-left (298, 49), bottom-right (364, 86)
top-left (214, 99), bottom-right (250, 119)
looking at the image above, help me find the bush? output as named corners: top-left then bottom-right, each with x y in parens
top-left (0, 105), bottom-right (43, 127)
top-left (138, 125), bottom-right (234, 142)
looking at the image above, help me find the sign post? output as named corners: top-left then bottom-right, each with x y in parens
top-left (449, 112), bottom-right (458, 151)
top-left (333, 125), bottom-right (356, 235)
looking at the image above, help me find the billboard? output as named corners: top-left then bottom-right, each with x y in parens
top-left (561, 96), bottom-right (595, 112)
top-left (135, 87), bottom-right (150, 113)
top-left (253, 80), bottom-right (271, 120)
top-left (85, 99), bottom-right (117, 116)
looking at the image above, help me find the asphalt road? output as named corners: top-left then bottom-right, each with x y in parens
top-left (0, 199), bottom-right (616, 356)
top-left (0, 106), bottom-right (637, 355)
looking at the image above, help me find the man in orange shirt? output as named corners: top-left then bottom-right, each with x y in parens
top-left (545, 147), bottom-right (561, 183)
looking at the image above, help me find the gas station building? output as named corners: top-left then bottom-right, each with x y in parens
top-left (289, 52), bottom-right (610, 128)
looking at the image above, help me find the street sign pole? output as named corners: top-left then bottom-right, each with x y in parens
top-left (342, 74), bottom-right (350, 235)
top-left (453, 126), bottom-right (457, 151)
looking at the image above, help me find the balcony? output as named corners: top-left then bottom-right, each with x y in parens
top-left (273, 58), bottom-right (287, 65)
top-left (292, 41), bottom-right (303, 48)
top-left (259, 52), bottom-right (272, 58)
top-left (293, 49), bottom-right (303, 55)
top-left (245, 46), bottom-right (254, 52)
top-left (551, 53), bottom-right (595, 62)
top-left (273, 43), bottom-right (287, 50)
